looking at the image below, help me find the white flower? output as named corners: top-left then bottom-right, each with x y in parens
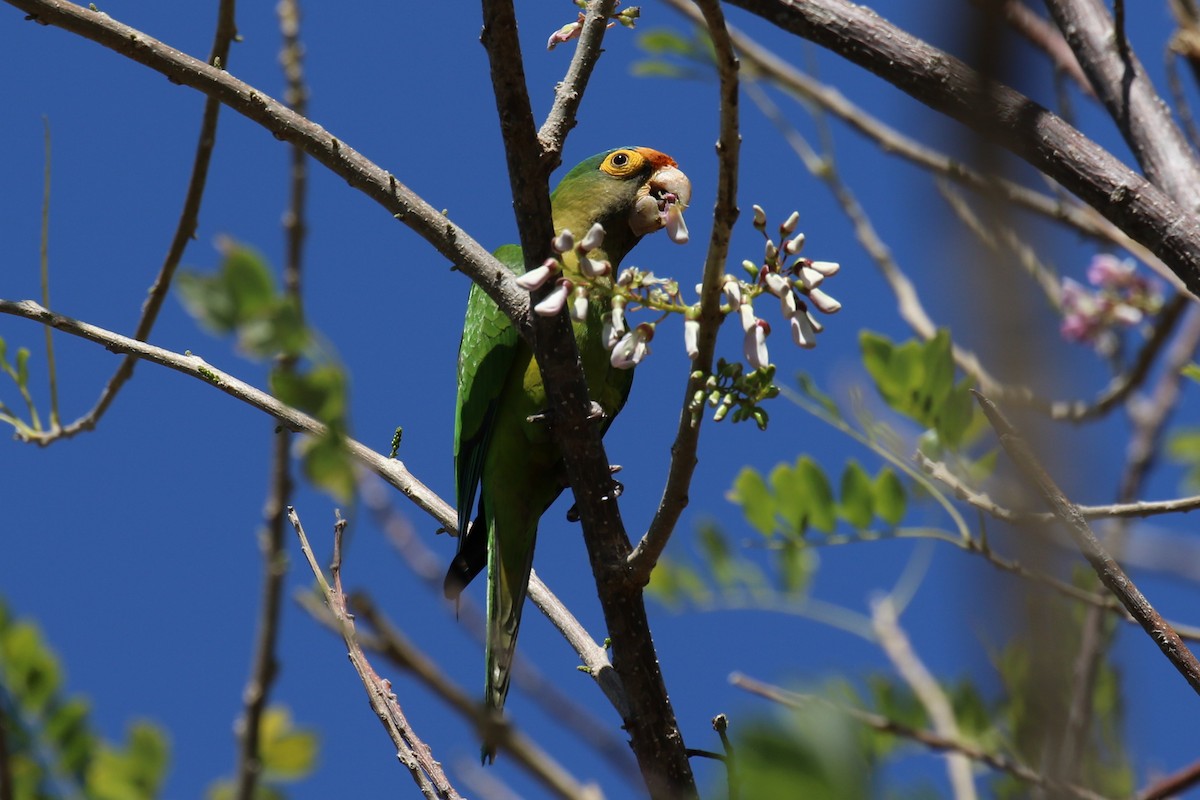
top-left (666, 204), bottom-right (689, 244)
top-left (744, 320), bottom-right (770, 369)
top-left (552, 229), bottom-right (575, 254)
top-left (797, 266), bottom-right (825, 290)
top-left (723, 275), bottom-right (743, 309)
top-left (780, 211), bottom-right (800, 235)
top-left (579, 222), bottom-right (606, 253)
top-left (807, 287), bottom-right (842, 314)
top-left (807, 260), bottom-right (841, 277)
top-left (784, 234), bottom-right (806, 255)
top-left (763, 272), bottom-right (790, 297)
top-left (790, 310), bottom-right (817, 349)
top-left (611, 323), bottom-right (654, 369)
top-left (752, 204), bottom-right (767, 228)
top-left (534, 279), bottom-right (571, 316)
top-left (515, 258), bottom-right (558, 290)
top-left (684, 318), bottom-right (700, 359)
top-left (738, 302), bottom-right (757, 333)
top-left (578, 254), bottom-right (609, 279)
top-left (570, 286), bottom-right (589, 322)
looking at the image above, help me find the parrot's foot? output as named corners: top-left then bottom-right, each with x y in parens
top-left (566, 466), bottom-right (624, 522)
top-left (526, 401), bottom-right (607, 427)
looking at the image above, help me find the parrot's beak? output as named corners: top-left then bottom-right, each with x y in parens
top-left (629, 161), bottom-right (692, 244)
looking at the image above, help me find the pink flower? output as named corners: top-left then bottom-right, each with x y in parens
top-left (515, 258), bottom-right (559, 290)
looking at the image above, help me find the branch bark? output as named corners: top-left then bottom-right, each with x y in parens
top-left (725, 0), bottom-right (1200, 297)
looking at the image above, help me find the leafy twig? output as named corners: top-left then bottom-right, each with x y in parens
top-left (730, 672), bottom-right (1111, 800)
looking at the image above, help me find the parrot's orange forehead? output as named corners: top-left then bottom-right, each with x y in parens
top-left (633, 147), bottom-right (678, 169)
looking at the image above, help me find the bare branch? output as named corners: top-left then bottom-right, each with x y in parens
top-left (871, 599), bottom-right (977, 800)
top-left (288, 508), bottom-right (462, 800)
top-left (538, 0), bottom-right (620, 159)
top-left (4, 0), bottom-right (531, 336)
top-left (1046, 0), bottom-right (1200, 211)
top-left (349, 596), bottom-right (605, 800)
top-left (724, 0), bottom-right (1200, 296)
top-left (18, 0), bottom-right (239, 445)
top-left (974, 391), bottom-right (1200, 696)
top-left (628, 0), bottom-right (742, 584)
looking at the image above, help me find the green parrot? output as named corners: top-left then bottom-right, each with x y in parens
top-left (445, 146), bottom-right (691, 758)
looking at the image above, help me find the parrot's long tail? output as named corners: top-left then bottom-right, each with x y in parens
top-left (481, 514), bottom-right (537, 763)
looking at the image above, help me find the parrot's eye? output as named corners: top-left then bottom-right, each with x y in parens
top-left (600, 149), bottom-right (645, 177)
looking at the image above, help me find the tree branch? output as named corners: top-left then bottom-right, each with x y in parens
top-left (4, 0), bottom-right (532, 336)
top-left (724, 0), bottom-right (1200, 296)
top-left (16, 0), bottom-right (239, 446)
top-left (479, 3), bottom-right (696, 795)
top-left (974, 390), bottom-right (1200, 696)
top-left (1045, 0), bottom-right (1200, 211)
top-left (730, 672), bottom-right (1111, 800)
top-left (628, 0), bottom-right (742, 585)
top-left (288, 508), bottom-right (461, 800)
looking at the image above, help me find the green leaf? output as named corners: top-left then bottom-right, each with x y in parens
top-left (45, 697), bottom-right (94, 777)
top-left (937, 383), bottom-right (975, 448)
top-left (86, 721), bottom-right (170, 800)
top-left (728, 467), bottom-right (776, 536)
top-left (270, 364), bottom-right (346, 423)
top-left (838, 461), bottom-right (874, 529)
top-left (15, 347), bottom-right (31, 389)
top-left (302, 432), bottom-right (354, 503)
top-left (2, 621), bottom-right (62, 715)
top-left (777, 540), bottom-right (813, 596)
top-left (796, 372), bottom-right (841, 419)
top-left (872, 468), bottom-right (907, 526)
top-left (260, 707), bottom-right (318, 781)
top-left (1182, 362), bottom-right (1200, 383)
top-left (921, 330), bottom-right (955, 410)
top-left (769, 461), bottom-right (806, 534)
top-left (177, 243), bottom-right (277, 336)
top-left (796, 457), bottom-right (836, 534)
top-left (697, 524), bottom-right (735, 587)
top-left (637, 28), bottom-right (693, 56)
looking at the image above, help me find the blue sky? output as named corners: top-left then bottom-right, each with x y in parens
top-left (3, 1), bottom-right (1199, 797)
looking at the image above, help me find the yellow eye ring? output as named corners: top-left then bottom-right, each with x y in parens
top-left (600, 149), bottom-right (645, 177)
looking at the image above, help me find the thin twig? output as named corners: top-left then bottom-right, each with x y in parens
top-left (349, 597), bottom-right (605, 800)
top-left (974, 391), bottom-right (1200, 696)
top-left (628, 0), bottom-right (741, 584)
top-left (6, 0), bottom-right (532, 342)
top-left (287, 508), bottom-right (461, 800)
top-left (998, 0), bottom-right (1094, 95)
top-left (18, 0), bottom-right (239, 445)
top-left (233, 4), bottom-right (304, 797)
top-left (537, 0), bottom-right (619, 161)
top-left (730, 673), bottom-right (1112, 800)
top-left (872, 598), bottom-right (977, 800)
top-left (1138, 756), bottom-right (1200, 800)
top-left (660, 0), bottom-right (1181, 292)
top-left (38, 118), bottom-right (59, 431)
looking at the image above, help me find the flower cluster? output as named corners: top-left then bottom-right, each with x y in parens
top-left (731, 205), bottom-right (842, 370)
top-left (1060, 254), bottom-right (1163, 348)
top-left (514, 205), bottom-right (842, 402)
top-left (516, 222), bottom-right (610, 321)
top-left (547, 2), bottom-right (640, 51)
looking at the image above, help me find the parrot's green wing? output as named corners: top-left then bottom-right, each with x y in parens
top-left (446, 244), bottom-right (525, 596)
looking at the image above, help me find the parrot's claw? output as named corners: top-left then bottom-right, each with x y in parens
top-left (527, 401), bottom-right (606, 426)
top-left (565, 467), bottom-right (625, 522)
